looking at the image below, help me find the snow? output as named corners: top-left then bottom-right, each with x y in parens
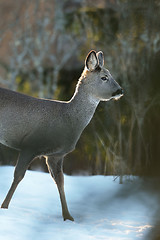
top-left (0, 166), bottom-right (159, 240)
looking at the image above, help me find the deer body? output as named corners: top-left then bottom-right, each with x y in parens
top-left (0, 50), bottom-right (123, 221)
top-left (0, 87), bottom-right (98, 156)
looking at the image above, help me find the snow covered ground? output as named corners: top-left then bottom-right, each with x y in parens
top-left (0, 166), bottom-right (160, 240)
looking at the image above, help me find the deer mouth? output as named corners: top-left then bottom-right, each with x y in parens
top-left (112, 89), bottom-right (124, 100)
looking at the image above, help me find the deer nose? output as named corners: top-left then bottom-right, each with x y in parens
top-left (112, 88), bottom-right (124, 97)
top-left (120, 88), bottom-right (124, 95)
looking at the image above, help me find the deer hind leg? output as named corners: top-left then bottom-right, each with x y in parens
top-left (1, 151), bottom-right (34, 209)
top-left (46, 156), bottom-right (74, 221)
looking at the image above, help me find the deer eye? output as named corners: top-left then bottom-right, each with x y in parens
top-left (101, 76), bottom-right (109, 81)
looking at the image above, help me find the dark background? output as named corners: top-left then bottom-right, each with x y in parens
top-left (0, 0), bottom-right (159, 176)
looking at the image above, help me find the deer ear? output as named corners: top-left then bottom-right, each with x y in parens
top-left (85, 50), bottom-right (98, 71)
top-left (96, 51), bottom-right (104, 68)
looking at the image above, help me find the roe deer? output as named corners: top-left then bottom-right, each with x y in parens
top-left (0, 50), bottom-right (123, 221)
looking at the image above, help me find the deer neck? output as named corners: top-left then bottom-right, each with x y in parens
top-left (68, 81), bottom-right (100, 130)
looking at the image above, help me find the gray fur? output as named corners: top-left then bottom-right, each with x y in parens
top-left (0, 50), bottom-right (123, 221)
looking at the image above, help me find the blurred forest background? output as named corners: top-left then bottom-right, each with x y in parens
top-left (0, 0), bottom-right (159, 176)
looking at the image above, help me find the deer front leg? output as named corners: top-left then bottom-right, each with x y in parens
top-left (46, 156), bottom-right (74, 221)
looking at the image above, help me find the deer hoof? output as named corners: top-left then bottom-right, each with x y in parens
top-left (64, 214), bottom-right (74, 222)
top-left (1, 202), bottom-right (9, 209)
